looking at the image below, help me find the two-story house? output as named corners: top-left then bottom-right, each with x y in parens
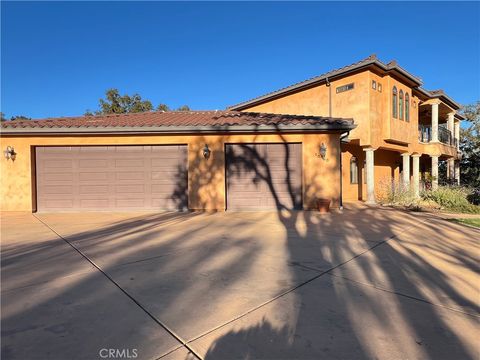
top-left (0, 55), bottom-right (462, 212)
top-left (228, 54), bottom-right (463, 204)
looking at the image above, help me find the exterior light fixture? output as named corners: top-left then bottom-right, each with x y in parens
top-left (4, 146), bottom-right (16, 161)
top-left (202, 144), bottom-right (211, 159)
top-left (319, 143), bottom-right (327, 160)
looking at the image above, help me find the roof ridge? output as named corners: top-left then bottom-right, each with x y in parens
top-left (228, 54), bottom-right (380, 110)
top-left (11, 109), bottom-right (229, 123)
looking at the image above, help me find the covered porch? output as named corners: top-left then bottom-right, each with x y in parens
top-left (418, 99), bottom-right (460, 149)
top-left (341, 147), bottom-right (461, 204)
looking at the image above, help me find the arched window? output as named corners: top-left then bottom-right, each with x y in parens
top-left (405, 93), bottom-right (410, 122)
top-left (392, 86), bottom-right (398, 118)
top-left (350, 157), bottom-right (358, 184)
top-left (399, 90), bottom-right (404, 120)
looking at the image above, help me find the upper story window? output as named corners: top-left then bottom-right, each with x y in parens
top-left (350, 157), bottom-right (358, 184)
top-left (378, 83), bottom-right (382, 92)
top-left (336, 83), bottom-right (354, 94)
top-left (392, 86), bottom-right (398, 118)
top-left (372, 80), bottom-right (376, 90)
top-left (399, 90), bottom-right (404, 120)
top-left (405, 93), bottom-right (410, 122)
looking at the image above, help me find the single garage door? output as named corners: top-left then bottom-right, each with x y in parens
top-left (35, 145), bottom-right (187, 211)
top-left (226, 143), bottom-right (302, 210)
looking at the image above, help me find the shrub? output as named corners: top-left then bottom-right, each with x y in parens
top-left (421, 186), bottom-right (480, 214)
top-left (467, 188), bottom-right (480, 205)
top-left (378, 178), bottom-right (419, 208)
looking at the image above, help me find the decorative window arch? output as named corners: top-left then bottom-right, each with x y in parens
top-left (399, 90), bottom-right (404, 120)
top-left (350, 157), bottom-right (358, 184)
top-left (392, 86), bottom-right (398, 118)
top-left (405, 93), bottom-right (410, 122)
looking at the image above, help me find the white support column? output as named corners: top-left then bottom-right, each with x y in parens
top-left (455, 160), bottom-right (460, 185)
top-left (447, 158), bottom-right (455, 182)
top-left (364, 148), bottom-right (376, 204)
top-left (412, 154), bottom-right (421, 198)
top-left (401, 153), bottom-right (410, 188)
top-left (431, 102), bottom-right (439, 142)
top-left (454, 121), bottom-right (460, 150)
top-left (447, 112), bottom-right (455, 146)
top-left (431, 155), bottom-right (439, 190)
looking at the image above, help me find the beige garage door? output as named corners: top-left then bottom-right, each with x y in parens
top-left (226, 143), bottom-right (302, 210)
top-left (35, 145), bottom-right (187, 211)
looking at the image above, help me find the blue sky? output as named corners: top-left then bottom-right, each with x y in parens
top-left (1, 1), bottom-right (479, 119)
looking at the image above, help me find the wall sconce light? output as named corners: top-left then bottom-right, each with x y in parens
top-left (202, 144), bottom-right (211, 159)
top-left (4, 146), bottom-right (16, 161)
top-left (319, 143), bottom-right (327, 160)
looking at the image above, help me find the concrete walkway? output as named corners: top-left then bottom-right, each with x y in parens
top-left (1, 206), bottom-right (479, 359)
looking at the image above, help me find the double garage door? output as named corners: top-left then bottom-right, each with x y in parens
top-left (35, 143), bottom-right (302, 212)
top-left (36, 145), bottom-right (188, 211)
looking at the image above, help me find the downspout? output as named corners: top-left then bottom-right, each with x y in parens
top-left (339, 131), bottom-right (350, 210)
top-left (326, 77), bottom-right (332, 117)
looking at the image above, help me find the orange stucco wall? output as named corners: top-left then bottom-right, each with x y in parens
top-left (240, 68), bottom-right (460, 202)
top-left (0, 132), bottom-right (341, 212)
top-left (342, 145), bottom-right (402, 201)
top-left (241, 69), bottom-right (459, 157)
top-left (244, 71), bottom-right (371, 146)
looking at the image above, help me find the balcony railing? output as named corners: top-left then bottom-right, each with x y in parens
top-left (439, 126), bottom-right (452, 145)
top-left (418, 125), bottom-right (431, 142)
top-left (418, 125), bottom-right (455, 146)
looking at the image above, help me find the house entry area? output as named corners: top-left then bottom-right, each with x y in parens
top-left (225, 143), bottom-right (303, 211)
top-left (35, 145), bottom-right (188, 212)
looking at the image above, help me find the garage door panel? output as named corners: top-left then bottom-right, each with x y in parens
top-left (115, 159), bottom-right (145, 168)
top-left (226, 143), bottom-right (302, 211)
top-left (115, 199), bottom-right (146, 208)
top-left (115, 172), bottom-right (145, 181)
top-left (79, 199), bottom-right (109, 208)
top-left (80, 172), bottom-right (109, 181)
top-left (79, 146), bottom-right (110, 152)
top-left (36, 145), bottom-right (187, 211)
top-left (43, 160), bottom-right (74, 169)
top-left (79, 185), bottom-right (109, 195)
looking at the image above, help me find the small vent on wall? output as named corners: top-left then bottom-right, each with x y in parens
top-left (336, 83), bottom-right (354, 94)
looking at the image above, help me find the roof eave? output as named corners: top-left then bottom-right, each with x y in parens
top-left (0, 123), bottom-right (356, 135)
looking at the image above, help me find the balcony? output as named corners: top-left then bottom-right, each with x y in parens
top-left (418, 125), bottom-right (454, 146)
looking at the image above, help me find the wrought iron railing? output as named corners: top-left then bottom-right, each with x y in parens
top-left (418, 125), bottom-right (431, 143)
top-left (438, 126), bottom-right (452, 145)
top-left (418, 125), bottom-right (455, 146)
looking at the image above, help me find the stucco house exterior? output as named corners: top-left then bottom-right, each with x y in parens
top-left (0, 111), bottom-right (354, 212)
top-left (0, 55), bottom-right (462, 212)
top-left (229, 54), bottom-right (463, 204)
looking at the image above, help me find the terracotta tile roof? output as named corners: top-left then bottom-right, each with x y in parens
top-left (228, 54), bottom-right (424, 110)
top-left (1, 110), bottom-right (354, 133)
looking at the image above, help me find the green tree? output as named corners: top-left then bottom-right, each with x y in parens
top-left (85, 88), bottom-right (191, 115)
top-left (1, 113), bottom-right (31, 121)
top-left (10, 115), bottom-right (31, 121)
top-left (156, 103), bottom-right (170, 112)
top-left (87, 89), bottom-right (153, 115)
top-left (459, 101), bottom-right (480, 187)
top-left (176, 105), bottom-right (191, 111)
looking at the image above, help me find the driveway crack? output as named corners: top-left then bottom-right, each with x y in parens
top-left (33, 214), bottom-right (203, 360)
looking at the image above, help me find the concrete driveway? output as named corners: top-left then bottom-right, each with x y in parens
top-left (1, 205), bottom-right (479, 360)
